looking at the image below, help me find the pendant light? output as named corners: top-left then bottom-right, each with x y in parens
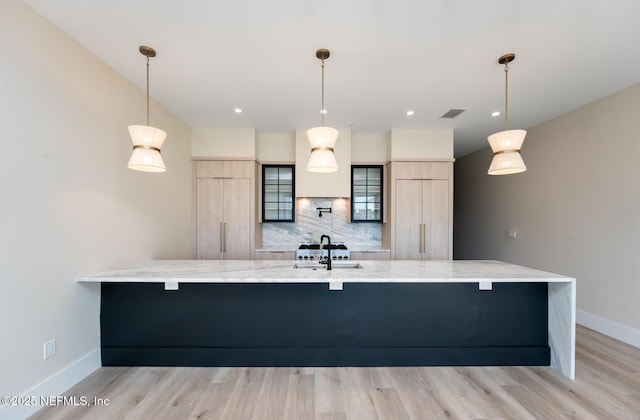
top-left (487, 53), bottom-right (526, 175)
top-left (307, 49), bottom-right (339, 173)
top-left (127, 46), bottom-right (167, 172)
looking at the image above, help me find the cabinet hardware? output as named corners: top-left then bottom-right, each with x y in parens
top-left (220, 223), bottom-right (224, 253)
top-left (422, 224), bottom-right (427, 255)
top-left (419, 223), bottom-right (424, 253)
top-left (223, 222), bottom-right (227, 253)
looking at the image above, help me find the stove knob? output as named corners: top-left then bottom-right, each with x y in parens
top-left (343, 256), bottom-right (349, 260)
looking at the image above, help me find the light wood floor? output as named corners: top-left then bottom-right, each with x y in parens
top-left (30, 325), bottom-right (640, 420)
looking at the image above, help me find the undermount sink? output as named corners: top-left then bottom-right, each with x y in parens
top-left (294, 263), bottom-right (363, 270)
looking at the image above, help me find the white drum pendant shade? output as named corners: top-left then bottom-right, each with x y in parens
top-left (127, 124), bottom-right (167, 172)
top-left (487, 129), bottom-right (526, 175)
top-left (306, 126), bottom-right (339, 173)
top-left (488, 150), bottom-right (527, 175)
top-left (487, 53), bottom-right (527, 176)
top-left (487, 128), bottom-right (526, 153)
top-left (128, 46), bottom-right (167, 173)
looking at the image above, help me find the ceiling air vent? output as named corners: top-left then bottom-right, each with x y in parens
top-left (441, 108), bottom-right (466, 119)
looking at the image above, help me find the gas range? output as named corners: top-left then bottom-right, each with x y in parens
top-left (296, 242), bottom-right (350, 262)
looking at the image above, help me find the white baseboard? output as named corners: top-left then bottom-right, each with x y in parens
top-left (0, 348), bottom-right (101, 420)
top-left (577, 309), bottom-right (640, 349)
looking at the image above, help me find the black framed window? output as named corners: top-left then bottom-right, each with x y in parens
top-left (262, 165), bottom-right (295, 222)
top-left (351, 165), bottom-right (383, 222)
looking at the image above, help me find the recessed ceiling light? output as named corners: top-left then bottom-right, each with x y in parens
top-left (491, 111), bottom-right (501, 117)
top-left (406, 110), bottom-right (415, 116)
top-left (234, 108), bottom-right (243, 114)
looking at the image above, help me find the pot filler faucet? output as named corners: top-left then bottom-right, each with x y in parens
top-left (320, 235), bottom-right (332, 270)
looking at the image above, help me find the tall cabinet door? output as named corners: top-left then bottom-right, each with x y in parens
top-left (388, 161), bottom-right (453, 261)
top-left (423, 179), bottom-right (449, 260)
top-left (196, 178), bottom-right (224, 259)
top-left (394, 179), bottom-right (424, 260)
top-left (222, 178), bottom-right (251, 259)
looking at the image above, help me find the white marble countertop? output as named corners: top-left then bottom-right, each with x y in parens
top-left (77, 260), bottom-right (574, 284)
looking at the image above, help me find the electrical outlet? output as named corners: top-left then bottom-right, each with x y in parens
top-left (507, 229), bottom-right (517, 239)
top-left (43, 339), bottom-right (56, 360)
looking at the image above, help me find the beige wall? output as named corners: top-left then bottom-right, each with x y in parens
top-left (199, 129), bottom-right (443, 165)
top-left (256, 132), bottom-right (295, 163)
top-left (0, 0), bottom-right (192, 401)
top-left (192, 127), bottom-right (256, 158)
top-left (351, 134), bottom-right (388, 163)
top-left (454, 83), bottom-right (640, 341)
top-left (389, 129), bottom-right (454, 159)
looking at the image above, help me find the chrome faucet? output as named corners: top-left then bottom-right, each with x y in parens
top-left (320, 234), bottom-right (332, 270)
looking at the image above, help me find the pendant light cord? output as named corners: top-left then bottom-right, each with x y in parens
top-left (320, 58), bottom-right (325, 127)
top-left (504, 62), bottom-right (509, 132)
top-left (146, 55), bottom-right (150, 126)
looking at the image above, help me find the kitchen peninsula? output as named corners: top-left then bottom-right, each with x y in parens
top-left (78, 260), bottom-right (575, 379)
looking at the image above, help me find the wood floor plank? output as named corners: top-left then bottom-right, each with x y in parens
top-left (426, 366), bottom-right (496, 419)
top-left (316, 413), bottom-right (348, 420)
top-left (219, 368), bottom-right (267, 420)
top-left (505, 366), bottom-right (603, 419)
top-left (338, 368), bottom-right (379, 420)
top-left (121, 367), bottom-right (199, 420)
top-left (455, 367), bottom-right (536, 419)
top-left (28, 325), bottom-right (640, 420)
top-left (368, 387), bottom-right (411, 420)
top-left (184, 367), bottom-right (243, 419)
top-left (95, 367), bottom-right (175, 420)
top-left (252, 368), bottom-right (291, 420)
top-left (283, 370), bottom-right (315, 420)
top-left (141, 367), bottom-right (212, 420)
top-left (393, 367), bottom-right (462, 419)
top-left (314, 367), bottom-right (347, 416)
top-left (532, 365), bottom-right (633, 419)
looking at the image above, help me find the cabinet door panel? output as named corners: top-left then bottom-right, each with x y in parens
top-left (223, 178), bottom-right (252, 259)
top-left (393, 161), bottom-right (450, 180)
top-left (423, 180), bottom-right (449, 260)
top-left (394, 179), bottom-right (423, 260)
top-left (196, 179), bottom-right (224, 259)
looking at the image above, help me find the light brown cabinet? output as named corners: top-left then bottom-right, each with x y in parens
top-left (394, 179), bottom-right (449, 260)
top-left (388, 161), bottom-right (453, 260)
top-left (195, 161), bottom-right (255, 260)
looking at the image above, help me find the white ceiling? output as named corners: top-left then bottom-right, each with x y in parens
top-left (22, 0), bottom-right (640, 157)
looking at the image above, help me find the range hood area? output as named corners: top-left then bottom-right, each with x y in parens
top-left (294, 128), bottom-right (352, 198)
